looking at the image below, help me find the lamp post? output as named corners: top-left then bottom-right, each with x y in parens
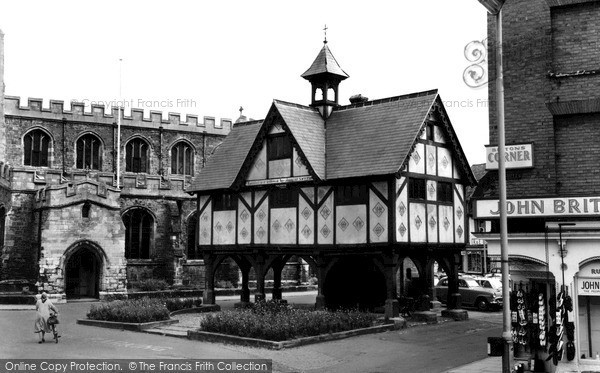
top-left (558, 223), bottom-right (575, 292)
top-left (476, 1), bottom-right (511, 372)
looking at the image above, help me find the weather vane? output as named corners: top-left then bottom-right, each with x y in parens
top-left (323, 24), bottom-right (328, 44)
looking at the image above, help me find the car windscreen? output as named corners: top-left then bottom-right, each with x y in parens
top-left (464, 278), bottom-right (480, 287)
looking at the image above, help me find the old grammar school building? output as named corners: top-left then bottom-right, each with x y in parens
top-left (189, 41), bottom-right (476, 316)
top-left (0, 27), bottom-right (476, 317)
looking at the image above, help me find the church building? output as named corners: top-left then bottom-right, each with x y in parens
top-left (0, 29), bottom-right (229, 301)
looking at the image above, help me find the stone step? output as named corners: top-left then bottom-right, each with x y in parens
top-left (144, 327), bottom-right (188, 337)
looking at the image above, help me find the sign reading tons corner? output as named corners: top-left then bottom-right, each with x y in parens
top-left (476, 196), bottom-right (600, 218)
top-left (485, 143), bottom-right (533, 170)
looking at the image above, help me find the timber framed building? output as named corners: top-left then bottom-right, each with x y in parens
top-left (189, 41), bottom-right (477, 317)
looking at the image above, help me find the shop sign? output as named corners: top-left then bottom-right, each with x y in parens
top-left (246, 176), bottom-right (312, 186)
top-left (470, 237), bottom-right (486, 246)
top-left (476, 197), bottom-right (600, 218)
top-left (579, 279), bottom-right (600, 296)
top-left (486, 143), bottom-right (533, 170)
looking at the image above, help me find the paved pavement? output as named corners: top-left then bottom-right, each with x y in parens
top-left (0, 291), bottom-right (504, 373)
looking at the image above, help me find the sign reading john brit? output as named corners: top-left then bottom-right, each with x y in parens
top-left (476, 196), bottom-right (600, 218)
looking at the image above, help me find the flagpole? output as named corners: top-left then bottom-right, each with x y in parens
top-left (116, 58), bottom-right (122, 189)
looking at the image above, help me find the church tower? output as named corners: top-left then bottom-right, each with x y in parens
top-left (301, 38), bottom-right (348, 119)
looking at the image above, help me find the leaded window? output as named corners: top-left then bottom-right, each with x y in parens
top-left (76, 134), bottom-right (101, 170)
top-left (171, 142), bottom-right (194, 176)
top-left (123, 208), bottom-right (153, 259)
top-left (125, 138), bottom-right (149, 173)
top-left (23, 130), bottom-right (50, 167)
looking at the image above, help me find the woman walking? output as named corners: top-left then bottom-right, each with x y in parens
top-left (34, 292), bottom-right (58, 343)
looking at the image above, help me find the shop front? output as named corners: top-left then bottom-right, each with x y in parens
top-left (575, 260), bottom-right (600, 364)
top-left (475, 198), bottom-right (600, 372)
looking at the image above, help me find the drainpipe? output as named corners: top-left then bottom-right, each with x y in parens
top-left (62, 117), bottom-right (66, 175)
top-left (159, 126), bottom-right (164, 175)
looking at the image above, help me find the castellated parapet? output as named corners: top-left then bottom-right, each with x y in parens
top-left (4, 96), bottom-right (232, 136)
top-left (35, 179), bottom-right (126, 301)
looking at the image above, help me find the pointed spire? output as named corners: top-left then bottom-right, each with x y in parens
top-left (301, 43), bottom-right (349, 80)
top-left (301, 36), bottom-right (349, 118)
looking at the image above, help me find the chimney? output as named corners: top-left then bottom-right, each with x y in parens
top-left (349, 94), bottom-right (369, 104)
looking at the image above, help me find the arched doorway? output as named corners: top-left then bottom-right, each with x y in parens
top-left (65, 246), bottom-right (101, 298)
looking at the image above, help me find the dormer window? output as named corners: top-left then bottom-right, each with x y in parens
top-left (267, 134), bottom-right (292, 161)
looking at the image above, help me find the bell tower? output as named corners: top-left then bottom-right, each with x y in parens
top-left (301, 32), bottom-right (348, 119)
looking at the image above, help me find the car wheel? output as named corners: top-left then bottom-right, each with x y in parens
top-left (475, 298), bottom-right (489, 311)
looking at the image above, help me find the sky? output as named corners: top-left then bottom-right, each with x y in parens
top-left (0, 0), bottom-right (490, 164)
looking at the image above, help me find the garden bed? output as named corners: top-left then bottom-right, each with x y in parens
top-left (191, 300), bottom-right (403, 348)
top-left (188, 322), bottom-right (403, 349)
top-left (77, 318), bottom-right (179, 331)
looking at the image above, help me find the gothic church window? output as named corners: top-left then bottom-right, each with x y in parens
top-left (125, 138), bottom-right (149, 173)
top-left (122, 208), bottom-right (153, 259)
top-left (23, 129), bottom-right (50, 167)
top-left (171, 141), bottom-right (194, 176)
top-left (76, 134), bottom-right (102, 170)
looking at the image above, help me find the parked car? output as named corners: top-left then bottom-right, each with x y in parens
top-left (435, 275), bottom-right (502, 311)
top-left (473, 276), bottom-right (502, 292)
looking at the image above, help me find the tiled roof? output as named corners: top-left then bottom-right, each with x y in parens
top-left (189, 89), bottom-right (476, 192)
top-left (301, 44), bottom-right (349, 80)
top-left (326, 90), bottom-right (437, 180)
top-left (188, 120), bottom-right (263, 192)
top-left (273, 100), bottom-right (325, 179)
top-left (466, 163), bottom-right (486, 201)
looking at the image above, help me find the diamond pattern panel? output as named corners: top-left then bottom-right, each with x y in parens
top-left (373, 223), bottom-right (385, 237)
top-left (338, 218), bottom-right (349, 231)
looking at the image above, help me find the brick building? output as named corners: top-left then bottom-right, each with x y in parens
top-left (0, 29), bottom-right (231, 301)
top-left (472, 0), bottom-right (600, 370)
top-left (189, 41), bottom-right (477, 318)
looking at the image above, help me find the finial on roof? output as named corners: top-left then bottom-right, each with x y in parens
top-left (239, 106), bottom-right (244, 115)
top-left (323, 24), bottom-right (328, 44)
